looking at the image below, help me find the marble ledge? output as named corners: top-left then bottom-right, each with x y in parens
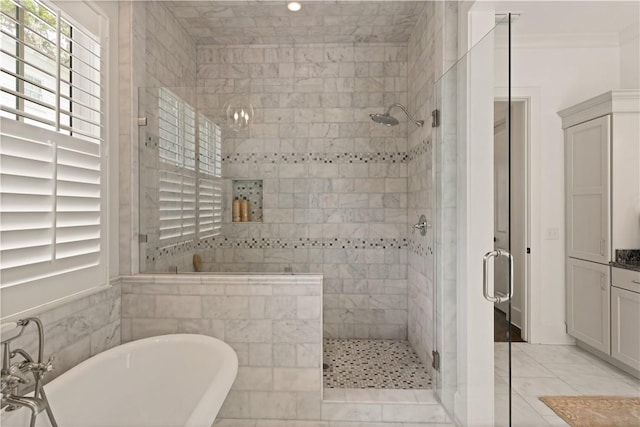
top-left (120, 274), bottom-right (323, 298)
top-left (121, 273), bottom-right (323, 286)
top-left (610, 261), bottom-right (640, 272)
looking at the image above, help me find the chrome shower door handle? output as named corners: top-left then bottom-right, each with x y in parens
top-left (482, 249), bottom-right (514, 303)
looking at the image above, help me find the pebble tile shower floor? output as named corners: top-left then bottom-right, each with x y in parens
top-left (323, 339), bottom-right (432, 389)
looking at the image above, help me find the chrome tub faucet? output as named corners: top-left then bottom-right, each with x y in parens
top-left (1, 318), bottom-right (58, 427)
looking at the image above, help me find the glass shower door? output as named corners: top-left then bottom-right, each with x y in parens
top-left (433, 14), bottom-right (514, 426)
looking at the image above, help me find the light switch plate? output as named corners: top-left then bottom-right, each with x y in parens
top-left (545, 228), bottom-right (560, 240)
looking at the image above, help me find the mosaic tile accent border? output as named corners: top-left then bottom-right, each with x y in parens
top-left (222, 152), bottom-right (409, 164)
top-left (406, 138), bottom-right (432, 162)
top-left (408, 238), bottom-right (432, 257)
top-left (222, 143), bottom-right (431, 165)
top-left (208, 141), bottom-right (432, 165)
top-left (148, 237), bottom-right (408, 260)
top-left (323, 338), bottom-right (432, 389)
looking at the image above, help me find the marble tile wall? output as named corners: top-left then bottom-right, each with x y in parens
top-left (2, 281), bottom-right (121, 382)
top-left (140, 42), bottom-right (411, 340)
top-left (120, 274), bottom-right (323, 420)
top-left (142, 2), bottom-right (197, 89)
top-left (124, 0), bottom-right (456, 347)
top-left (200, 42), bottom-right (409, 340)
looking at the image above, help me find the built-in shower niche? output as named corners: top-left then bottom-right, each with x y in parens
top-left (231, 179), bottom-right (263, 222)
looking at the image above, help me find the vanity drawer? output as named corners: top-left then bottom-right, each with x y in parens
top-left (612, 267), bottom-right (640, 294)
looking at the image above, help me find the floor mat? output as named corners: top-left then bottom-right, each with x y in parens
top-left (539, 395), bottom-right (640, 427)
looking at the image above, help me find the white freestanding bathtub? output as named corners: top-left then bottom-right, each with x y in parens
top-left (1, 334), bottom-right (238, 427)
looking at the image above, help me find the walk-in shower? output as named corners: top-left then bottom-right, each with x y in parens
top-left (136, 0), bottom-right (438, 417)
top-left (370, 103), bottom-right (425, 127)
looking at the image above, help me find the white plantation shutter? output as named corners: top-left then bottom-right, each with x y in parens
top-left (159, 167), bottom-right (196, 241)
top-left (0, 0), bottom-right (106, 319)
top-left (157, 89), bottom-right (223, 248)
top-left (55, 134), bottom-right (101, 259)
top-left (0, 117), bottom-right (105, 317)
top-left (0, 126), bottom-right (55, 272)
top-left (158, 89), bottom-right (196, 245)
top-left (197, 114), bottom-right (222, 239)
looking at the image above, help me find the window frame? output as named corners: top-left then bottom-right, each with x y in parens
top-left (0, 0), bottom-right (109, 321)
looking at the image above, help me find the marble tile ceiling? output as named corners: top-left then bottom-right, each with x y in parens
top-left (164, 1), bottom-right (426, 45)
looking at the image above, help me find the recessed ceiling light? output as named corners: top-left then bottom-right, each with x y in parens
top-left (287, 1), bottom-right (301, 12)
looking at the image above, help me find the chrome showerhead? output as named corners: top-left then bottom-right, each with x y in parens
top-left (369, 113), bottom-right (399, 127)
top-left (370, 103), bottom-right (424, 127)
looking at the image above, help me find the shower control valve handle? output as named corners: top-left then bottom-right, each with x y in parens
top-left (413, 215), bottom-right (431, 236)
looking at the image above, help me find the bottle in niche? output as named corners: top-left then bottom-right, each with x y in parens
top-left (232, 199), bottom-right (241, 222)
top-left (240, 199), bottom-right (250, 222)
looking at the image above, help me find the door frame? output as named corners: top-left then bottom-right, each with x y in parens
top-left (495, 89), bottom-right (542, 344)
top-left (451, 7), bottom-right (518, 426)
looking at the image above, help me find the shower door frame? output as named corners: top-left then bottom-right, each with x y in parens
top-left (433, 9), bottom-right (515, 426)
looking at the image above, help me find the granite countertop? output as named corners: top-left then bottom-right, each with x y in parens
top-left (611, 249), bottom-right (640, 272)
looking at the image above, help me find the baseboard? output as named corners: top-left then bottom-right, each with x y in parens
top-left (576, 340), bottom-right (640, 379)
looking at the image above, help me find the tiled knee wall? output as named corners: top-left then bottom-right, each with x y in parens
top-left (1, 281), bottom-right (121, 382)
top-left (120, 274), bottom-right (323, 420)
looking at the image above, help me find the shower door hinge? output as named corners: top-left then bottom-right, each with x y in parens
top-left (431, 109), bottom-right (440, 128)
top-left (139, 234), bottom-right (148, 243)
top-left (137, 117), bottom-right (148, 126)
top-left (432, 350), bottom-right (440, 371)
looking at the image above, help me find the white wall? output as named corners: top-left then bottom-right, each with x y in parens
top-left (620, 23), bottom-right (640, 89)
top-left (495, 42), bottom-right (621, 344)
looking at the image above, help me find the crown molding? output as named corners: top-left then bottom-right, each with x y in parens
top-left (558, 90), bottom-right (640, 129)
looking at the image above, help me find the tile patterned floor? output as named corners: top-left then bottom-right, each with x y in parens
top-left (323, 339), bottom-right (432, 389)
top-left (496, 342), bottom-right (640, 426)
top-left (217, 342), bottom-right (638, 426)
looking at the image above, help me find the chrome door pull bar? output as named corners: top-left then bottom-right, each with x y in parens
top-left (482, 249), bottom-right (514, 303)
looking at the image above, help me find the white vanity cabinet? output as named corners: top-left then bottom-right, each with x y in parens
top-left (566, 257), bottom-right (610, 353)
top-left (565, 116), bottom-right (610, 264)
top-left (560, 90), bottom-right (640, 255)
top-left (560, 90), bottom-right (640, 377)
top-left (611, 268), bottom-right (640, 371)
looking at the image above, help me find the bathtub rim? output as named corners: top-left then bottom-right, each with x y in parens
top-left (4, 334), bottom-right (238, 427)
